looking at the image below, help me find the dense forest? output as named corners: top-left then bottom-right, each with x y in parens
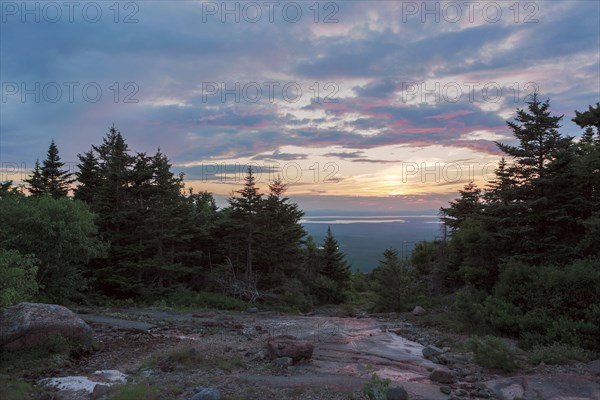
top-left (1, 95), bottom-right (599, 354)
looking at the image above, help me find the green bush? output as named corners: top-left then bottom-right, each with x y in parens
top-left (362, 373), bottom-right (391, 400)
top-left (453, 289), bottom-right (489, 333)
top-left (467, 335), bottom-right (519, 373)
top-left (0, 249), bottom-right (38, 308)
top-left (108, 381), bottom-right (162, 400)
top-left (147, 288), bottom-right (249, 311)
top-left (528, 342), bottom-right (596, 365)
top-left (0, 195), bottom-right (106, 303)
top-left (269, 278), bottom-right (314, 313)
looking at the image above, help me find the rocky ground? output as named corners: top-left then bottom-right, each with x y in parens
top-left (16, 306), bottom-right (600, 400)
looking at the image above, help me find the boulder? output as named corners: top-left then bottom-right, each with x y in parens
top-left (429, 368), bottom-right (455, 384)
top-left (267, 335), bottom-right (314, 362)
top-left (411, 306), bottom-right (427, 316)
top-left (387, 385), bottom-right (408, 400)
top-left (0, 302), bottom-right (93, 351)
top-left (192, 387), bottom-right (220, 400)
top-left (422, 345), bottom-right (444, 360)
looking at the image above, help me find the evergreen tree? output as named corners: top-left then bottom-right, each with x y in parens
top-left (142, 150), bottom-right (189, 288)
top-left (25, 159), bottom-right (46, 196)
top-left (372, 248), bottom-right (424, 312)
top-left (440, 182), bottom-right (482, 232)
top-left (256, 176), bottom-right (306, 282)
top-left (226, 167), bottom-right (263, 280)
top-left (74, 149), bottom-right (101, 204)
top-left (319, 226), bottom-right (351, 303)
top-left (25, 140), bottom-right (73, 197)
top-left (42, 140), bottom-right (73, 197)
top-left (496, 94), bottom-right (570, 185)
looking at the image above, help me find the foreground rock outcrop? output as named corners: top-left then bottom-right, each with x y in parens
top-left (267, 335), bottom-right (314, 362)
top-left (0, 302), bottom-right (93, 351)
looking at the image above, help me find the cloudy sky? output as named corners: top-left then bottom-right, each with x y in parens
top-left (1, 0), bottom-right (599, 211)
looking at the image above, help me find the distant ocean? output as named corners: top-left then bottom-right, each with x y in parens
top-left (301, 214), bottom-right (442, 272)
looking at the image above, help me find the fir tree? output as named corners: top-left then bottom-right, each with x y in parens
top-left (25, 140), bottom-right (73, 197)
top-left (74, 149), bottom-right (101, 204)
top-left (25, 159), bottom-right (46, 196)
top-left (227, 167), bottom-right (263, 280)
top-left (320, 226), bottom-right (351, 303)
top-left (257, 176), bottom-right (306, 281)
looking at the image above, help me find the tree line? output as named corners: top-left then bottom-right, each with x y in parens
top-left (0, 126), bottom-right (352, 310)
top-left (376, 96), bottom-right (600, 351)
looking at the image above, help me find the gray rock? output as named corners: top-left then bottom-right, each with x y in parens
top-left (92, 384), bottom-right (109, 400)
top-left (192, 387), bottom-right (220, 400)
top-left (387, 385), bottom-right (408, 400)
top-left (422, 345), bottom-right (444, 360)
top-left (246, 307), bottom-right (258, 313)
top-left (139, 368), bottom-right (157, 378)
top-left (464, 374), bottom-right (478, 383)
top-left (272, 356), bottom-right (293, 368)
top-left (429, 368), bottom-right (455, 384)
top-left (440, 386), bottom-right (452, 395)
top-left (412, 306), bottom-right (427, 316)
top-left (0, 302), bottom-right (93, 351)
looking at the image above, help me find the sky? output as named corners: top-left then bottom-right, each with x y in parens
top-left (1, 0), bottom-right (599, 212)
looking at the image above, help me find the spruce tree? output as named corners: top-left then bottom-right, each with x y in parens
top-left (320, 226), bottom-right (351, 302)
top-left (257, 176), bottom-right (305, 282)
top-left (41, 140), bottom-right (73, 197)
top-left (25, 140), bottom-right (73, 197)
top-left (74, 150), bottom-right (101, 204)
top-left (25, 159), bottom-right (46, 196)
top-left (496, 93), bottom-right (571, 188)
top-left (227, 167), bottom-right (263, 280)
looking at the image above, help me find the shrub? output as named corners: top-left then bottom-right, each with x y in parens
top-left (147, 288), bottom-right (249, 311)
top-left (108, 382), bottom-right (162, 400)
top-left (362, 373), bottom-right (391, 400)
top-left (0, 249), bottom-right (38, 308)
top-left (528, 342), bottom-right (596, 365)
top-left (467, 335), bottom-right (519, 373)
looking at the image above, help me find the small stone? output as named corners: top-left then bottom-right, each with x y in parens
top-left (440, 386), bottom-right (452, 395)
top-left (412, 306), bottom-right (427, 316)
top-left (429, 368), bottom-right (455, 384)
top-left (272, 356), bottom-right (293, 368)
top-left (246, 307), bottom-right (258, 313)
top-left (464, 374), bottom-right (477, 383)
top-left (139, 368), bottom-right (156, 378)
top-left (92, 384), bottom-right (109, 400)
top-left (455, 388), bottom-right (468, 396)
top-left (386, 385), bottom-right (408, 400)
top-left (192, 387), bottom-right (220, 400)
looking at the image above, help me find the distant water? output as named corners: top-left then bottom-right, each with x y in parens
top-left (301, 215), bottom-right (442, 272)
